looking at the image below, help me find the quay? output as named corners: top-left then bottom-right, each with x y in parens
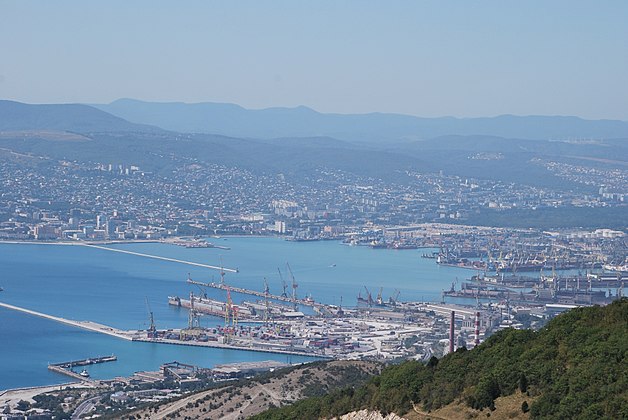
top-left (80, 244), bottom-right (239, 273)
top-left (134, 337), bottom-right (329, 358)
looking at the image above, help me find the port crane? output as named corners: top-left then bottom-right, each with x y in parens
top-left (363, 286), bottom-right (374, 307)
top-left (177, 288), bottom-right (205, 340)
top-left (376, 287), bottom-right (384, 305)
top-left (278, 268), bottom-right (288, 298)
top-left (187, 273), bottom-right (209, 298)
top-left (388, 289), bottom-right (400, 306)
top-left (145, 297), bottom-right (157, 338)
top-left (263, 277), bottom-right (271, 325)
top-left (219, 256), bottom-right (226, 285)
top-left (224, 286), bottom-right (239, 343)
top-left (286, 262), bottom-right (299, 310)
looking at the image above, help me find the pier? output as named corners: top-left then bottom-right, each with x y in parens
top-left (48, 356), bottom-right (117, 381)
top-left (52, 355), bottom-right (117, 368)
top-left (0, 302), bottom-right (133, 340)
top-left (187, 279), bottom-right (326, 309)
top-left (81, 244), bottom-right (239, 273)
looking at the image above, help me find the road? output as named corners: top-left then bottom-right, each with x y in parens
top-left (72, 395), bottom-right (101, 419)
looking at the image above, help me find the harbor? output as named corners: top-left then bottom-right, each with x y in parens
top-left (0, 237), bottom-right (625, 392)
top-left (0, 301), bottom-right (328, 358)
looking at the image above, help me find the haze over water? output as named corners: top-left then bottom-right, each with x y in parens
top-left (0, 237), bottom-right (471, 390)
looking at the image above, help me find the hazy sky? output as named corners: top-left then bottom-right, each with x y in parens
top-left (1, 1), bottom-right (627, 119)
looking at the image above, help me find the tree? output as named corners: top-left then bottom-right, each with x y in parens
top-left (518, 373), bottom-right (528, 393)
top-left (16, 400), bottom-right (31, 411)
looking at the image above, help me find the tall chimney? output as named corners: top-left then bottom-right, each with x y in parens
top-left (449, 310), bottom-right (455, 353)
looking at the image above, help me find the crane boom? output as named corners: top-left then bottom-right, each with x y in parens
top-left (286, 262), bottom-right (298, 310)
top-left (278, 268), bottom-right (288, 297)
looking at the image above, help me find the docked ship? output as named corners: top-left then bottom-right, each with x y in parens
top-left (168, 293), bottom-right (254, 318)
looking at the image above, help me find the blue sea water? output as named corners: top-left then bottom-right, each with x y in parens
top-left (0, 238), bottom-right (471, 390)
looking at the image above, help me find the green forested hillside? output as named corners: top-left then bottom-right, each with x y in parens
top-left (253, 299), bottom-right (628, 419)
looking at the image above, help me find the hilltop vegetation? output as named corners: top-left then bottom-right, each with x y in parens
top-left (253, 299), bottom-right (628, 419)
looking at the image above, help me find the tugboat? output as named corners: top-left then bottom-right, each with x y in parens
top-left (79, 369), bottom-right (90, 378)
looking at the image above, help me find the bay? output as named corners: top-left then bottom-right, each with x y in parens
top-left (0, 237), bottom-right (471, 390)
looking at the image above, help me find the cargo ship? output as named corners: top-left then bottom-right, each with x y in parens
top-left (168, 294), bottom-right (254, 318)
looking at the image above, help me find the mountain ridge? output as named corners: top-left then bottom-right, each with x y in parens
top-left (93, 98), bottom-right (628, 143)
top-left (0, 100), bottom-right (163, 134)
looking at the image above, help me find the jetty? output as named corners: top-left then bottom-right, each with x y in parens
top-left (187, 279), bottom-right (326, 309)
top-left (81, 244), bottom-right (238, 273)
top-left (0, 302), bottom-right (133, 340)
top-left (48, 355), bottom-right (117, 381)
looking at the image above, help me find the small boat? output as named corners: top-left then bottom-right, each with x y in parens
top-left (79, 369), bottom-right (90, 378)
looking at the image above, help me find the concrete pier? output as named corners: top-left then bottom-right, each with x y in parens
top-left (81, 244), bottom-right (238, 273)
top-left (48, 355), bottom-right (118, 381)
top-left (0, 302), bottom-right (133, 340)
top-left (187, 279), bottom-right (326, 309)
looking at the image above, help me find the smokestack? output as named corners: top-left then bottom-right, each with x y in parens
top-left (449, 310), bottom-right (455, 353)
top-left (475, 311), bottom-right (480, 346)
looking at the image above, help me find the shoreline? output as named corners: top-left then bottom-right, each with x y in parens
top-left (0, 235), bottom-right (280, 246)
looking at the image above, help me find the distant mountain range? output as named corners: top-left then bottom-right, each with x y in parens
top-left (1, 99), bottom-right (626, 194)
top-left (0, 100), bottom-right (161, 133)
top-left (3, 98), bottom-right (627, 144)
top-left (93, 98), bottom-right (628, 143)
